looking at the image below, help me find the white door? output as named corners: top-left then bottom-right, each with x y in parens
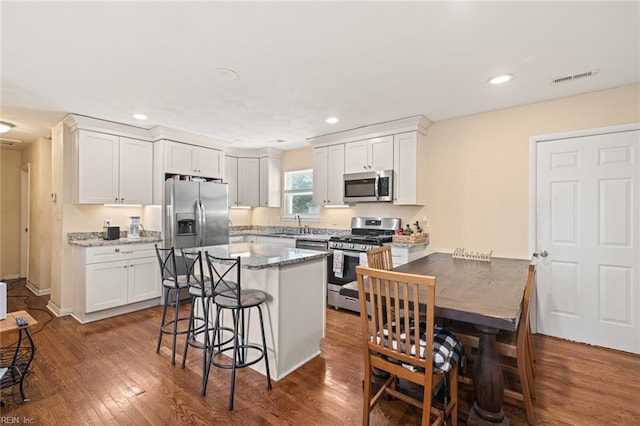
top-left (536, 127), bottom-right (639, 354)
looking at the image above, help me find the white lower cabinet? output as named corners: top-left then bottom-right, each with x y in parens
top-left (389, 244), bottom-right (429, 268)
top-left (73, 243), bottom-right (161, 323)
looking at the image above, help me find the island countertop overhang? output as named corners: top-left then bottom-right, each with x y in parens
top-left (183, 242), bottom-right (329, 270)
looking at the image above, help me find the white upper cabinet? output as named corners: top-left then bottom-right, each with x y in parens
top-left (307, 116), bottom-right (431, 206)
top-left (238, 158), bottom-right (260, 207)
top-left (259, 156), bottom-right (281, 208)
top-left (313, 144), bottom-right (346, 206)
top-left (165, 141), bottom-right (223, 179)
top-left (344, 135), bottom-right (393, 173)
top-left (224, 155), bottom-right (239, 208)
top-left (393, 131), bottom-right (427, 205)
top-left (119, 137), bottom-right (154, 204)
top-left (76, 130), bottom-right (153, 205)
top-left (225, 156), bottom-right (260, 207)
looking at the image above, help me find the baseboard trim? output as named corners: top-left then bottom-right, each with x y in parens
top-left (0, 274), bottom-right (20, 280)
top-left (25, 281), bottom-right (51, 296)
top-left (46, 301), bottom-right (73, 317)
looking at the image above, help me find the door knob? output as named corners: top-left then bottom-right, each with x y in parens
top-left (540, 249), bottom-right (549, 258)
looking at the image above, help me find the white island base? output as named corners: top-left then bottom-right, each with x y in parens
top-left (192, 244), bottom-right (328, 381)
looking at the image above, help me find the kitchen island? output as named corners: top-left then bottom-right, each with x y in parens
top-left (183, 243), bottom-right (329, 381)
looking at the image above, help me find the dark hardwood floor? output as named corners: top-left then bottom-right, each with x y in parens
top-left (2, 278), bottom-right (639, 425)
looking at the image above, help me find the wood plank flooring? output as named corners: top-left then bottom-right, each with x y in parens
top-left (2, 278), bottom-right (639, 425)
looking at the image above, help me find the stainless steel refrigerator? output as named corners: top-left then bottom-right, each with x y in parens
top-left (164, 179), bottom-right (229, 249)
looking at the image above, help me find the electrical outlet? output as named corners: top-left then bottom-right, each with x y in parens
top-left (424, 218), bottom-right (430, 227)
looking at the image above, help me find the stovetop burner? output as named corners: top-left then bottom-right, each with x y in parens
top-left (329, 217), bottom-right (400, 250)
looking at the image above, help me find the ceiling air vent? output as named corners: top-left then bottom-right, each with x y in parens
top-left (551, 69), bottom-right (598, 85)
top-left (0, 137), bottom-right (22, 147)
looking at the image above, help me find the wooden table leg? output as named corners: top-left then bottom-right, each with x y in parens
top-left (467, 326), bottom-right (509, 426)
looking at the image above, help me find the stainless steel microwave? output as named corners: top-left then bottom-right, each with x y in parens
top-left (343, 170), bottom-right (393, 203)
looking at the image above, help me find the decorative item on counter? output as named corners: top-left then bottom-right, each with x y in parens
top-left (403, 225), bottom-right (413, 235)
top-left (412, 220), bottom-right (422, 234)
top-left (452, 247), bottom-right (493, 262)
top-left (128, 216), bottom-right (141, 239)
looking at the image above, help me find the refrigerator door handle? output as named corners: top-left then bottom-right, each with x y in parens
top-left (198, 199), bottom-right (206, 247)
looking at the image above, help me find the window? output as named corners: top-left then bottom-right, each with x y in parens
top-left (283, 169), bottom-right (319, 218)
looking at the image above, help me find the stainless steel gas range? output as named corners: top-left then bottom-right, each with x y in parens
top-left (327, 217), bottom-right (400, 312)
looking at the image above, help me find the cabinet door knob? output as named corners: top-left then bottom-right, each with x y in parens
top-left (115, 248), bottom-right (120, 252)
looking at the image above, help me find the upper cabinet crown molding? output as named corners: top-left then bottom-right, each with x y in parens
top-left (148, 126), bottom-right (231, 151)
top-left (63, 114), bottom-right (231, 151)
top-left (224, 146), bottom-right (284, 159)
top-left (306, 115), bottom-right (432, 148)
top-left (64, 114), bottom-right (152, 141)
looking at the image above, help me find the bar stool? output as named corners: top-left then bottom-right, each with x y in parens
top-left (154, 244), bottom-right (190, 366)
top-left (202, 252), bottom-right (272, 410)
top-left (180, 249), bottom-right (236, 395)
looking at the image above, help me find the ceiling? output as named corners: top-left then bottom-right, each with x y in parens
top-left (1, 1), bottom-right (639, 151)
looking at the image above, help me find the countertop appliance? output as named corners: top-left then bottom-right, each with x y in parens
top-left (343, 169), bottom-right (393, 203)
top-left (102, 226), bottom-right (120, 240)
top-left (164, 179), bottom-right (229, 249)
top-left (327, 217), bottom-right (400, 312)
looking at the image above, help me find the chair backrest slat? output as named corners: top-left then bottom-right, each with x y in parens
top-left (366, 246), bottom-right (393, 271)
top-left (356, 266), bottom-right (436, 373)
top-left (517, 260), bottom-right (537, 346)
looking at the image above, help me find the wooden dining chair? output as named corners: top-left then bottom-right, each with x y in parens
top-left (366, 245), bottom-right (394, 270)
top-left (450, 258), bottom-right (537, 425)
top-left (356, 265), bottom-right (463, 426)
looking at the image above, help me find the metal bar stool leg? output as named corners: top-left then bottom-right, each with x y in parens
top-left (202, 304), bottom-right (223, 396)
top-left (181, 295), bottom-right (197, 369)
top-left (171, 288), bottom-right (181, 366)
top-left (257, 305), bottom-right (272, 390)
top-left (229, 308), bottom-right (242, 411)
top-left (156, 286), bottom-right (170, 354)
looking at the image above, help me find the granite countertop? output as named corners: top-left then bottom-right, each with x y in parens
top-left (388, 236), bottom-right (431, 248)
top-left (68, 231), bottom-right (162, 247)
top-left (231, 231), bottom-right (338, 241)
top-left (183, 243), bottom-right (329, 270)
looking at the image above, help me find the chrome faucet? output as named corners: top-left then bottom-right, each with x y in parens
top-left (295, 214), bottom-right (302, 233)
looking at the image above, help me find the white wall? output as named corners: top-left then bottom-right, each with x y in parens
top-left (252, 84), bottom-right (640, 259)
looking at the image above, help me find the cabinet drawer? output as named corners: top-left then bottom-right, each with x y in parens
top-left (85, 244), bottom-right (157, 264)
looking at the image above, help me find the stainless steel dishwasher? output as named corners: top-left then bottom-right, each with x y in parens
top-left (295, 238), bottom-right (328, 251)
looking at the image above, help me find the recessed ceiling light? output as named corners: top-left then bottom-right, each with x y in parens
top-left (488, 74), bottom-right (514, 85)
top-left (0, 121), bottom-right (15, 133)
top-left (326, 117), bottom-right (339, 124)
top-left (214, 68), bottom-right (239, 81)
top-left (132, 113), bottom-right (148, 121)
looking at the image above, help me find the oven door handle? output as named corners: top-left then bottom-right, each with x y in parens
top-left (338, 251), bottom-right (361, 258)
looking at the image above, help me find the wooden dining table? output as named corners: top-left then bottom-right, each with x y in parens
top-left (340, 252), bottom-right (532, 425)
